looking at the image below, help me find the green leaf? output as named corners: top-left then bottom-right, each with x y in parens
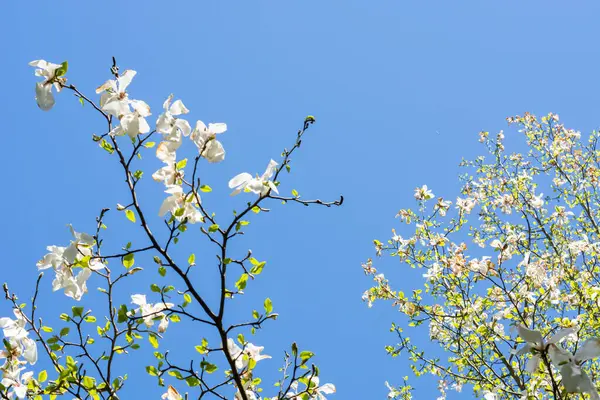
top-left (176, 158), bottom-right (188, 169)
top-left (79, 97), bottom-right (85, 107)
top-left (100, 139), bottom-right (114, 154)
top-left (304, 115), bottom-right (316, 123)
top-left (59, 327), bottom-right (70, 337)
top-left (264, 298), bottom-right (273, 314)
top-left (158, 266), bottom-right (166, 277)
top-left (208, 224), bottom-right (219, 233)
top-left (235, 274), bottom-right (248, 291)
top-left (84, 316), bottom-right (97, 323)
top-left (149, 335), bottom-right (159, 349)
top-left (122, 253), bottom-right (134, 268)
top-left (200, 185), bottom-right (212, 192)
top-left (38, 370), bottom-right (48, 383)
top-left (183, 293), bottom-right (192, 307)
top-left (143, 141), bottom-right (156, 148)
top-left (150, 284), bottom-right (161, 293)
top-left (188, 253), bottom-right (195, 265)
top-left (125, 210), bottom-right (136, 223)
top-left (72, 306), bottom-right (84, 318)
top-left (299, 351), bottom-right (314, 361)
top-left (55, 61), bottom-right (68, 77)
top-left (146, 366), bottom-right (158, 376)
top-left (251, 206), bottom-right (261, 214)
top-left (292, 189), bottom-right (299, 197)
top-left (200, 360), bottom-right (218, 373)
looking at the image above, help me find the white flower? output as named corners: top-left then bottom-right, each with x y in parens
top-left (530, 193), bottom-right (544, 209)
top-left (131, 295), bottom-right (173, 333)
top-left (227, 338), bottom-right (271, 370)
top-left (29, 60), bottom-right (66, 111)
top-left (456, 197), bottom-right (476, 214)
top-left (37, 226), bottom-right (104, 300)
top-left (190, 121), bottom-right (227, 163)
top-left (111, 99), bottom-right (152, 139)
top-left (515, 324), bottom-right (575, 373)
top-left (152, 141), bottom-right (182, 185)
top-left (0, 309), bottom-right (28, 341)
top-left (1, 367), bottom-right (33, 399)
top-left (434, 198), bottom-right (452, 216)
top-left (228, 160), bottom-right (279, 197)
top-left (307, 377), bottom-right (336, 400)
top-left (414, 185), bottom-right (434, 201)
top-left (549, 338), bottom-right (600, 399)
top-left (96, 70), bottom-right (138, 117)
top-left (52, 267), bottom-right (92, 301)
top-left (158, 185), bottom-right (203, 224)
top-left (156, 94), bottom-right (191, 137)
top-left (552, 206), bottom-right (574, 225)
top-left (162, 386), bottom-right (183, 400)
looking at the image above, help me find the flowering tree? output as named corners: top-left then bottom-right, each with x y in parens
top-left (0, 58), bottom-right (341, 399)
top-left (364, 113), bottom-right (600, 399)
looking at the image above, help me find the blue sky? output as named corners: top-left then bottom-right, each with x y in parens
top-left (3, 1), bottom-right (600, 399)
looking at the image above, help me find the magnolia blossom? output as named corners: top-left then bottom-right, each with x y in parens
top-left (162, 386), bottom-right (183, 400)
top-left (552, 206), bottom-right (574, 225)
top-left (1, 367), bottom-right (33, 399)
top-left (549, 338), bottom-right (600, 399)
top-left (131, 295), bottom-right (174, 333)
top-left (96, 70), bottom-right (138, 117)
top-left (434, 198), bottom-right (451, 216)
top-left (515, 324), bottom-right (575, 373)
top-left (158, 185), bottom-right (203, 224)
top-left (530, 193), bottom-right (544, 209)
top-left (456, 197), bottom-right (476, 214)
top-left (29, 60), bottom-right (66, 111)
top-left (285, 377), bottom-right (336, 400)
top-left (190, 120), bottom-right (227, 163)
top-left (414, 185), bottom-right (434, 201)
top-left (111, 99), bottom-right (152, 138)
top-left (0, 309), bottom-right (38, 367)
top-left (229, 160), bottom-right (279, 196)
top-left (0, 309), bottom-right (28, 341)
top-left (227, 338), bottom-right (271, 370)
top-left (156, 94), bottom-right (191, 137)
top-left (37, 226), bottom-right (104, 300)
top-left (152, 141), bottom-right (182, 185)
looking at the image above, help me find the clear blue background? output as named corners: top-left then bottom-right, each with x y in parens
top-left (2, 1), bottom-right (600, 399)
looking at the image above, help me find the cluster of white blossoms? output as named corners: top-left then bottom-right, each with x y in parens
top-left (0, 309), bottom-right (37, 399)
top-left (27, 60), bottom-right (334, 400)
top-left (36, 225), bottom-right (105, 301)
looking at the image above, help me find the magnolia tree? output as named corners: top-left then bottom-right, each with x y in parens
top-left (0, 58), bottom-right (342, 399)
top-left (364, 113), bottom-right (600, 399)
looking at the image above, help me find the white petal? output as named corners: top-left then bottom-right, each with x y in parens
top-left (117, 70), bottom-right (137, 92)
top-left (35, 82), bottom-right (55, 111)
top-left (575, 338), bottom-right (600, 363)
top-left (208, 123), bottom-right (227, 134)
top-left (319, 384), bottom-right (336, 394)
top-left (262, 159), bottom-right (279, 180)
top-left (131, 294), bottom-right (147, 306)
top-left (169, 99), bottom-right (189, 115)
top-left (548, 327), bottom-right (577, 345)
top-left (175, 119), bottom-right (191, 137)
top-left (130, 99), bottom-right (151, 117)
top-left (517, 325), bottom-right (543, 345)
top-left (525, 354), bottom-right (541, 373)
top-left (228, 173), bottom-right (253, 189)
top-left (203, 140), bottom-right (225, 163)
